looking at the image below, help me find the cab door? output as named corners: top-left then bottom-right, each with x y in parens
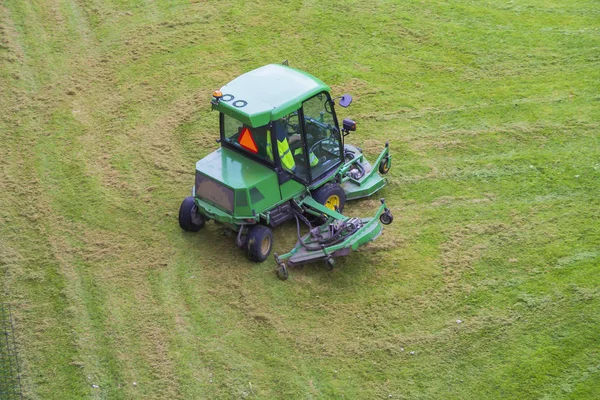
top-left (271, 110), bottom-right (310, 200)
top-left (300, 92), bottom-right (343, 182)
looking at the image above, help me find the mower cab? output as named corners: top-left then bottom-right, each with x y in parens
top-left (179, 64), bottom-right (393, 280)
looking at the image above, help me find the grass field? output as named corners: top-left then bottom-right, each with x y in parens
top-left (1, 0), bottom-right (599, 398)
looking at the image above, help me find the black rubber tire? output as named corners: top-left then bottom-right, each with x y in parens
top-left (312, 183), bottom-right (346, 213)
top-left (179, 196), bottom-right (205, 232)
top-left (379, 156), bottom-right (391, 175)
top-left (246, 225), bottom-right (273, 262)
top-left (380, 210), bottom-right (393, 225)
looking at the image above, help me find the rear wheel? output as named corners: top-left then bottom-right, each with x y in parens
top-left (313, 183), bottom-right (346, 213)
top-left (179, 196), bottom-right (205, 232)
top-left (246, 225), bottom-right (273, 262)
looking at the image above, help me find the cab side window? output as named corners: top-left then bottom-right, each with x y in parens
top-left (221, 114), bottom-right (272, 164)
top-left (272, 112), bottom-right (309, 181)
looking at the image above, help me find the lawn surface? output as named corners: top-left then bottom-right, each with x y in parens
top-left (1, 0), bottom-right (599, 398)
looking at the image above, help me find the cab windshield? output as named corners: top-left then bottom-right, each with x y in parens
top-left (301, 92), bottom-right (342, 180)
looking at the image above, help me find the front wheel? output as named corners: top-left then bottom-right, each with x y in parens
top-left (246, 225), bottom-right (273, 262)
top-left (379, 156), bottom-right (391, 175)
top-left (179, 196), bottom-right (205, 232)
top-left (380, 209), bottom-right (393, 225)
top-left (313, 183), bottom-right (346, 213)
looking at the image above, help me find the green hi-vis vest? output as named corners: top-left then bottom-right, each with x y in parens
top-left (294, 147), bottom-right (319, 167)
top-left (266, 132), bottom-right (296, 171)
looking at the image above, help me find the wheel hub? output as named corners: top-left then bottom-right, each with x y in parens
top-left (325, 195), bottom-right (340, 210)
top-left (261, 235), bottom-right (271, 254)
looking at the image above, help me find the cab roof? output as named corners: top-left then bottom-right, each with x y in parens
top-left (213, 64), bottom-right (330, 128)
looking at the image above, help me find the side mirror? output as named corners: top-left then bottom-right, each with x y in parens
top-left (338, 94), bottom-right (353, 108)
top-left (342, 118), bottom-right (356, 135)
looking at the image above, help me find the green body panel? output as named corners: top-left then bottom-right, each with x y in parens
top-left (195, 147), bottom-right (294, 218)
top-left (196, 147), bottom-right (276, 190)
top-left (279, 178), bottom-right (306, 200)
top-left (214, 64), bottom-right (330, 128)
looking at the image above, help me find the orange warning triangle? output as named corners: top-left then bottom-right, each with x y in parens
top-left (239, 127), bottom-right (258, 153)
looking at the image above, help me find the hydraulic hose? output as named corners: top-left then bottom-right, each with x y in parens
top-left (292, 209), bottom-right (361, 252)
top-left (344, 150), bottom-right (365, 179)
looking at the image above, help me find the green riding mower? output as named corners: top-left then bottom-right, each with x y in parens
top-left (179, 63), bottom-right (393, 280)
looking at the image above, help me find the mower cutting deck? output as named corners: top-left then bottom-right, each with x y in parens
top-left (274, 198), bottom-right (393, 280)
top-left (178, 63), bottom-right (393, 280)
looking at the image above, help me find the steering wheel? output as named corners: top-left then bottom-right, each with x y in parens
top-left (308, 138), bottom-right (330, 159)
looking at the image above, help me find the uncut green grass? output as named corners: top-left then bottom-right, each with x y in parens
top-left (0, 0), bottom-right (598, 399)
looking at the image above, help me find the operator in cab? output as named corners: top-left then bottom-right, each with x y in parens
top-left (266, 116), bottom-right (318, 175)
